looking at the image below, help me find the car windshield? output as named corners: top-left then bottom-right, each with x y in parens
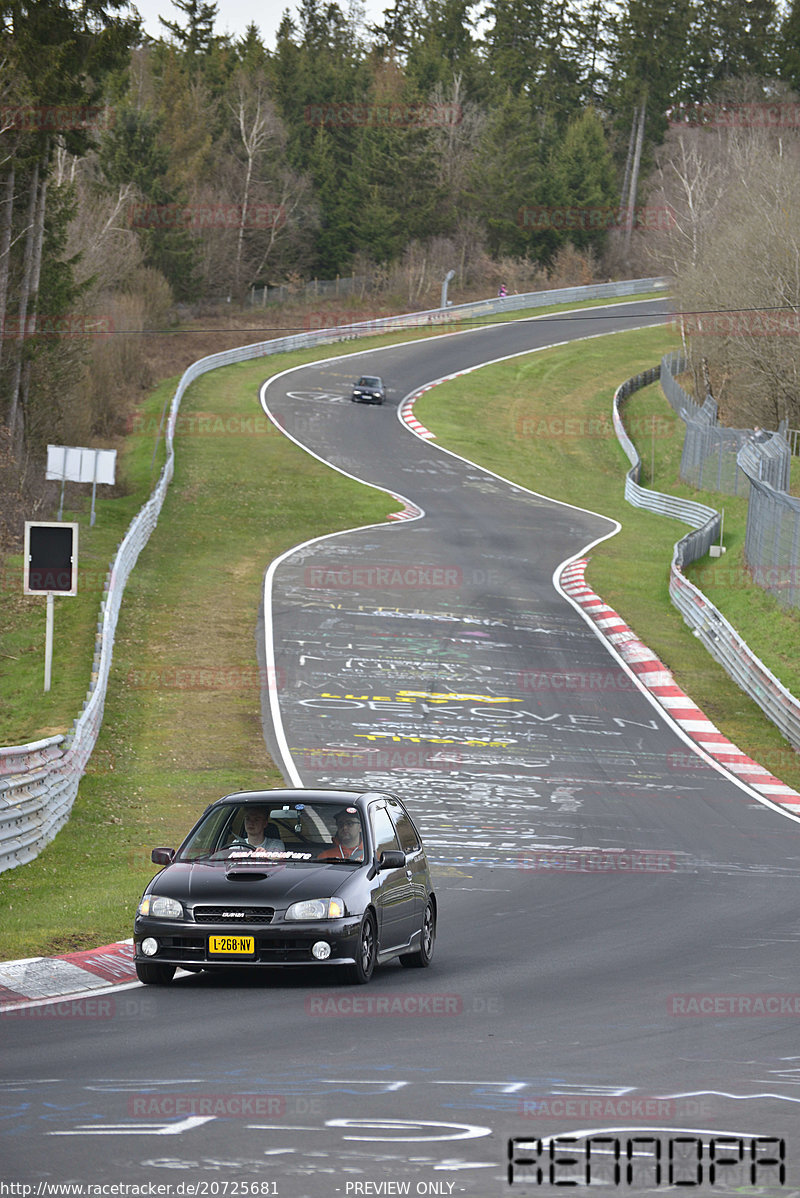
top-left (358, 377), bottom-right (381, 387)
top-left (176, 801), bottom-right (366, 865)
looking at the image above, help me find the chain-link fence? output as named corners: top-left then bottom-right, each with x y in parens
top-left (250, 276), bottom-right (369, 305)
top-left (661, 352), bottom-right (793, 496)
top-left (615, 365), bottom-right (800, 752)
top-left (661, 353), bottom-right (799, 610)
top-left (738, 442), bottom-right (800, 610)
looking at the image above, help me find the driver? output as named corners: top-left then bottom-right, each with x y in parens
top-left (231, 806), bottom-right (284, 852)
top-left (318, 808), bottom-right (364, 861)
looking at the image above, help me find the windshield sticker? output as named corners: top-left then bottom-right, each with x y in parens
top-left (227, 849), bottom-right (313, 860)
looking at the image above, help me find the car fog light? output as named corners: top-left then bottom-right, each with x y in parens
top-left (312, 941), bottom-right (331, 960)
top-left (141, 937), bottom-right (159, 957)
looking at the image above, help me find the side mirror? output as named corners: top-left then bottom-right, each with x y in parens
top-left (378, 850), bottom-right (406, 871)
top-left (151, 847), bottom-right (175, 865)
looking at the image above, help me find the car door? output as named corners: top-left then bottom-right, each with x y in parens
top-left (369, 801), bottom-right (415, 952)
top-left (385, 795), bottom-right (427, 932)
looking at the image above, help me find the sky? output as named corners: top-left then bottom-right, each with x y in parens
top-left (132, 0), bottom-right (388, 49)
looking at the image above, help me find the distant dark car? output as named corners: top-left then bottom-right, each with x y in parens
top-left (134, 789), bottom-right (435, 986)
top-left (351, 375), bottom-right (386, 405)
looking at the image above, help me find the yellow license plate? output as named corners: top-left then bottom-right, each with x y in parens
top-left (209, 935), bottom-right (255, 955)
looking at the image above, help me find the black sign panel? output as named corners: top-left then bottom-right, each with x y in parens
top-left (24, 522), bottom-right (78, 594)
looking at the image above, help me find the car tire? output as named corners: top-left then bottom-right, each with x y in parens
top-left (345, 912), bottom-right (377, 985)
top-left (135, 960), bottom-right (176, 985)
top-left (399, 900), bottom-right (435, 969)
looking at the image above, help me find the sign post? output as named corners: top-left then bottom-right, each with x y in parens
top-left (24, 521), bottom-right (79, 692)
top-left (46, 445), bottom-right (117, 526)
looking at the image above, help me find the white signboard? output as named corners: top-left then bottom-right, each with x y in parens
top-left (46, 445), bottom-right (116, 485)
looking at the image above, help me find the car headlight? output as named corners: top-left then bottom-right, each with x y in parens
top-left (138, 895), bottom-right (184, 919)
top-left (285, 898), bottom-right (345, 921)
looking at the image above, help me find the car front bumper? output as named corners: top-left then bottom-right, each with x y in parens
top-left (133, 915), bottom-right (363, 967)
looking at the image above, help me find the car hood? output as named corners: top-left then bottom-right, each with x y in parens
top-left (150, 861), bottom-right (356, 905)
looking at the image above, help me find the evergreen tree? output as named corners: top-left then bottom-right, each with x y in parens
top-left (778, 0), bottom-right (800, 92)
top-left (100, 105), bottom-right (197, 297)
top-left (549, 107), bottom-right (618, 254)
top-left (689, 0), bottom-right (779, 86)
top-left (482, 0), bottom-right (550, 97)
top-left (397, 0), bottom-right (486, 98)
top-left (606, 0), bottom-right (694, 230)
top-left (306, 125), bottom-right (356, 274)
top-left (236, 23), bottom-right (270, 72)
top-left (0, 0), bottom-right (139, 449)
top-left (469, 91), bottom-right (545, 257)
top-left (159, 0), bottom-right (218, 57)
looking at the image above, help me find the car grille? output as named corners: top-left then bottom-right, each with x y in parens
top-left (192, 906), bottom-right (275, 924)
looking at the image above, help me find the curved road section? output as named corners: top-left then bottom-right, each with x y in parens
top-left (3, 300), bottom-right (800, 1195)
top-left (260, 301), bottom-right (779, 871)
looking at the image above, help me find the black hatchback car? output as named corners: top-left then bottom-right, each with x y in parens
top-left (351, 375), bottom-right (386, 404)
top-left (134, 789), bottom-right (435, 986)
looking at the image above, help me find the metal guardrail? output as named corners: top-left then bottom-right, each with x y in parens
top-left (0, 277), bottom-right (668, 874)
top-left (614, 361), bottom-right (800, 753)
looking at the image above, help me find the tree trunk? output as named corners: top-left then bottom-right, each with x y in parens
top-left (0, 165), bottom-right (14, 382)
top-left (8, 157), bottom-right (40, 452)
top-left (619, 107), bottom-right (638, 215)
top-left (624, 95), bottom-right (647, 250)
top-left (236, 152), bottom-right (253, 298)
top-left (19, 150), bottom-right (49, 435)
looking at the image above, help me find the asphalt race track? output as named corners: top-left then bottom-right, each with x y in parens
top-left (3, 300), bottom-right (800, 1196)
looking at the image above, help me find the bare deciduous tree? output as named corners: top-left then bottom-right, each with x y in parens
top-left (640, 93), bottom-right (800, 429)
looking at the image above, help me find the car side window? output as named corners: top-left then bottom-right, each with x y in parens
top-left (386, 799), bottom-right (420, 853)
top-left (179, 807), bottom-right (234, 858)
top-left (370, 805), bottom-right (401, 856)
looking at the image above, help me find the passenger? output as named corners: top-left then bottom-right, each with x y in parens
top-left (318, 808), bottom-right (364, 861)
